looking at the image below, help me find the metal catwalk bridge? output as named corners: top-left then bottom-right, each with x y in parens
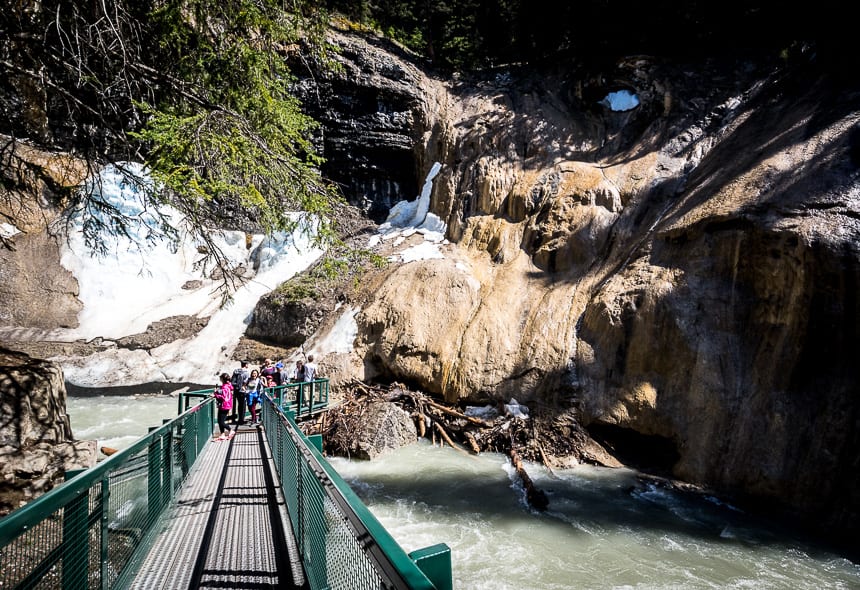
top-left (0, 381), bottom-right (452, 590)
top-left (130, 424), bottom-right (300, 589)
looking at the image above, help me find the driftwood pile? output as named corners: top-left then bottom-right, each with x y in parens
top-left (298, 380), bottom-right (604, 511)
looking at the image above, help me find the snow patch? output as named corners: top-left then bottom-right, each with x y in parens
top-left (55, 162), bottom-right (323, 386)
top-left (0, 222), bottom-right (21, 238)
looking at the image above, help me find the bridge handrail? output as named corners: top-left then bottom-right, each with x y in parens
top-left (265, 378), bottom-right (330, 415)
top-left (0, 395), bottom-right (216, 590)
top-left (180, 379), bottom-right (330, 419)
top-left (263, 394), bottom-right (452, 590)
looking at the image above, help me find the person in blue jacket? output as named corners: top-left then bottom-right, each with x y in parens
top-left (246, 369), bottom-right (264, 424)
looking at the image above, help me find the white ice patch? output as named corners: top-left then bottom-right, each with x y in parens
top-left (379, 162), bottom-right (442, 231)
top-left (504, 398), bottom-right (530, 419)
top-left (396, 241), bottom-right (445, 263)
top-left (303, 305), bottom-right (359, 355)
top-left (375, 162), bottom-right (448, 263)
top-left (55, 162), bottom-right (323, 386)
top-left (0, 222), bottom-right (21, 238)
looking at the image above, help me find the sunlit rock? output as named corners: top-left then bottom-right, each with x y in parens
top-left (0, 349), bottom-right (96, 515)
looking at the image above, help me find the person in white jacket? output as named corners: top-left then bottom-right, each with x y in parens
top-left (303, 354), bottom-right (317, 382)
top-left (303, 354), bottom-right (318, 406)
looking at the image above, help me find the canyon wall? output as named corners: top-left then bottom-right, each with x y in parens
top-left (282, 31), bottom-right (860, 538)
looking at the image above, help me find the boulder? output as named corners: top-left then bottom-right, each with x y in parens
top-left (0, 348), bottom-right (96, 514)
top-left (352, 401), bottom-right (417, 460)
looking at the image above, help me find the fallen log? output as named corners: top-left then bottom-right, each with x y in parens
top-left (425, 399), bottom-right (493, 427)
top-left (464, 431), bottom-right (481, 454)
top-left (509, 448), bottom-right (548, 511)
top-left (537, 443), bottom-right (556, 477)
top-left (434, 422), bottom-right (470, 455)
top-left (101, 446), bottom-right (118, 456)
top-left (416, 412), bottom-right (427, 438)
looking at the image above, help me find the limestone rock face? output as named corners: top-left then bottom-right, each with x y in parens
top-left (0, 230), bottom-right (82, 329)
top-left (2, 25), bottom-right (859, 544)
top-left (0, 137), bottom-right (86, 329)
top-left (289, 30), bottom-right (448, 222)
top-left (248, 296), bottom-right (324, 347)
top-left (323, 42), bottom-right (860, 539)
top-left (0, 348), bottom-right (96, 514)
top-left (115, 316), bottom-right (210, 350)
top-left (522, 163), bottom-right (621, 273)
top-left (247, 204), bottom-right (378, 348)
top-left (357, 240), bottom-right (581, 403)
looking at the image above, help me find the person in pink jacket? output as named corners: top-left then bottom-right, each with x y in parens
top-left (214, 372), bottom-right (235, 441)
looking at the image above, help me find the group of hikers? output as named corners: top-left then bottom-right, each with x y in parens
top-left (212, 355), bottom-right (318, 441)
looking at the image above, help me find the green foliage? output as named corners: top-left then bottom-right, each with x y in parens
top-left (130, 0), bottom-right (340, 242)
top-left (324, 0), bottom-right (527, 70)
top-left (369, 251), bottom-right (388, 269)
top-left (317, 257), bottom-right (350, 279)
top-left (315, 247), bottom-right (388, 280)
top-left (384, 26), bottom-right (426, 54)
top-left (274, 246), bottom-right (387, 304)
top-left (1, 0), bottom-right (342, 276)
top-left (275, 275), bottom-right (318, 303)
top-left (323, 0), bottom-right (822, 70)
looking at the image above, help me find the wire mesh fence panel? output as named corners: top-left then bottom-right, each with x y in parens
top-left (1, 392), bottom-right (445, 590)
top-left (299, 465), bottom-right (386, 590)
top-left (0, 514), bottom-right (65, 589)
top-left (269, 380), bottom-right (328, 418)
top-left (104, 448), bottom-right (150, 588)
top-left (264, 395), bottom-right (441, 590)
top-left (0, 397), bottom-right (217, 590)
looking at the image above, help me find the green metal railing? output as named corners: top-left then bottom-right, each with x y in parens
top-left (0, 392), bottom-right (215, 590)
top-left (179, 379), bottom-right (330, 419)
top-left (1, 380), bottom-right (451, 590)
top-left (270, 378), bottom-right (330, 416)
top-left (262, 394), bottom-right (453, 590)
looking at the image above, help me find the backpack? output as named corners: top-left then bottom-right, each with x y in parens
top-left (231, 368), bottom-right (244, 389)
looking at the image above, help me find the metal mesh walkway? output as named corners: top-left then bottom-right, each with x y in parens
top-left (0, 388), bottom-right (450, 590)
top-left (130, 425), bottom-right (305, 590)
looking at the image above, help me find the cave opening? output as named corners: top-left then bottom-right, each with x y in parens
top-left (587, 423), bottom-right (680, 476)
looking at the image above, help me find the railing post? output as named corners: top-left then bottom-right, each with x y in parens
top-left (100, 476), bottom-right (110, 590)
top-left (62, 469), bottom-right (88, 590)
top-left (163, 423), bottom-right (173, 503)
top-left (186, 412), bottom-right (197, 471)
top-left (308, 434), bottom-right (323, 454)
top-left (206, 399), bottom-right (212, 450)
top-left (409, 544), bottom-right (453, 590)
top-left (148, 427), bottom-right (162, 523)
top-left (198, 403), bottom-right (207, 455)
top-left (297, 385), bottom-right (304, 418)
